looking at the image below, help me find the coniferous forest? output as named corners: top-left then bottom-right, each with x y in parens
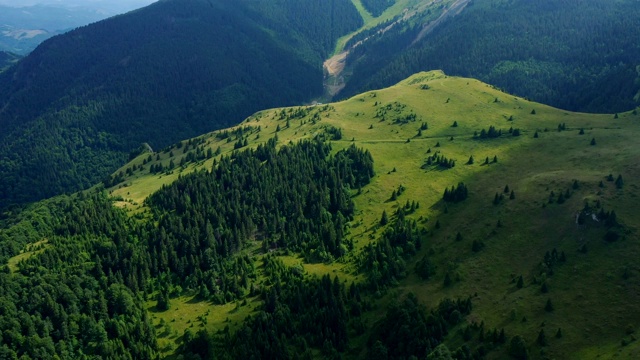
top-left (1, 0), bottom-right (640, 359)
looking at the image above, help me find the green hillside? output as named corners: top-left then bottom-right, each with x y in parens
top-left (2, 71), bottom-right (639, 359)
top-left (0, 50), bottom-right (19, 71)
top-left (0, 0), bottom-right (362, 209)
top-left (342, 0), bottom-right (640, 114)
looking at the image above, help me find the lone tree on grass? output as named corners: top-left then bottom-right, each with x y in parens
top-left (380, 210), bottom-right (389, 226)
top-left (467, 155), bottom-right (474, 165)
top-left (545, 298), bottom-right (554, 312)
top-left (537, 329), bottom-right (547, 346)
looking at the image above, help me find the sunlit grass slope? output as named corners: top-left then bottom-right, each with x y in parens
top-left (107, 70), bottom-right (640, 359)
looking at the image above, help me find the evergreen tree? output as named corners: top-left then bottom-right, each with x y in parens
top-left (509, 335), bottom-right (528, 359)
top-left (380, 210), bottom-right (389, 226)
top-left (516, 275), bottom-right (524, 289)
top-left (545, 298), bottom-right (554, 312)
top-left (615, 175), bottom-right (624, 189)
top-left (537, 329), bottom-right (547, 346)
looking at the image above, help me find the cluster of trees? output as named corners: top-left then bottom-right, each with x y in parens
top-left (474, 126), bottom-right (502, 139)
top-left (343, 0), bottom-right (640, 113)
top-left (367, 294), bottom-right (474, 359)
top-left (182, 256), bottom-right (366, 359)
top-left (424, 152), bottom-right (456, 169)
top-left (360, 209), bottom-right (424, 291)
top-left (143, 140), bottom-right (375, 297)
top-left (443, 182), bottom-right (469, 203)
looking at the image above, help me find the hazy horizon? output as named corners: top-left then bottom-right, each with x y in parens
top-left (0, 0), bottom-right (156, 13)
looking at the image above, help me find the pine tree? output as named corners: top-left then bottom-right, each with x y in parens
top-left (504, 185), bottom-right (510, 193)
top-left (380, 210), bottom-right (389, 226)
top-left (541, 282), bottom-right (549, 293)
top-left (579, 128), bottom-right (585, 135)
top-left (516, 275), bottom-right (524, 289)
top-left (545, 298), bottom-right (554, 312)
top-left (615, 175), bottom-right (624, 189)
top-left (534, 131), bottom-right (539, 138)
top-left (510, 190), bottom-right (515, 200)
top-left (467, 155), bottom-right (474, 165)
top-left (537, 329), bottom-right (547, 346)
top-left (509, 335), bottom-right (528, 359)
top-left (590, 137), bottom-right (596, 145)
top-left (555, 328), bottom-right (563, 338)
top-left (443, 272), bottom-right (453, 287)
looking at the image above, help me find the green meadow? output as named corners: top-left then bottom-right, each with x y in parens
top-left (106, 71), bottom-right (640, 358)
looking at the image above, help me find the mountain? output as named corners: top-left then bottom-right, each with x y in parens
top-left (0, 50), bottom-right (20, 71)
top-left (2, 71), bottom-right (639, 359)
top-left (0, 0), bottom-right (362, 209)
top-left (341, 0), bottom-right (640, 113)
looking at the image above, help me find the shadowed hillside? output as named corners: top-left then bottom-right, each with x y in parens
top-left (342, 0), bottom-right (640, 114)
top-left (0, 0), bottom-right (362, 208)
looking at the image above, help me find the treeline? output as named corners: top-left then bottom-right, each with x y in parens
top-left (343, 0), bottom-right (640, 113)
top-left (0, 0), bottom-right (363, 208)
top-left (185, 256), bottom-right (366, 359)
top-left (367, 293), bottom-right (473, 359)
top-left (360, 207), bottom-right (424, 291)
top-left (361, 0), bottom-right (396, 17)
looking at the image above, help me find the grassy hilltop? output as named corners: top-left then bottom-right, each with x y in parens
top-left (99, 71), bottom-right (640, 359)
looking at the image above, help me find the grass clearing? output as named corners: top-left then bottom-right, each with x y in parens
top-left (7, 239), bottom-right (49, 272)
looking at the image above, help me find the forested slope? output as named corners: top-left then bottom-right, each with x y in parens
top-left (343, 0), bottom-right (640, 113)
top-left (0, 0), bottom-right (362, 208)
top-left (2, 72), bottom-right (640, 358)
top-left (0, 51), bottom-right (19, 71)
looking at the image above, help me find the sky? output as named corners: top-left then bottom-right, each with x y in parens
top-left (0, 1), bottom-right (157, 14)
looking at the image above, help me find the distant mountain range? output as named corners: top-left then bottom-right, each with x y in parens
top-left (0, 1), bottom-right (156, 54)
